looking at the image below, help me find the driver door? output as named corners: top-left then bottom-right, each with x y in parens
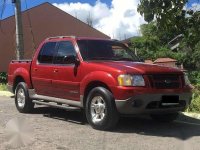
top-left (51, 40), bottom-right (80, 101)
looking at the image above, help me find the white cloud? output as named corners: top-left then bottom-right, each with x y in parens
top-left (191, 3), bottom-right (200, 11)
top-left (53, 0), bottom-right (145, 40)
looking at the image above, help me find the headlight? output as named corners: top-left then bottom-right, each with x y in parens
top-left (118, 74), bottom-right (145, 86)
top-left (184, 73), bottom-right (190, 85)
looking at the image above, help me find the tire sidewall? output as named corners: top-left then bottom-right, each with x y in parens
top-left (15, 82), bottom-right (32, 113)
top-left (85, 87), bottom-right (118, 130)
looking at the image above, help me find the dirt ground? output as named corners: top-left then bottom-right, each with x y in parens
top-left (0, 96), bottom-right (200, 150)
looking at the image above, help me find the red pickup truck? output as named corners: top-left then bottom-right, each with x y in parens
top-left (8, 36), bottom-right (192, 130)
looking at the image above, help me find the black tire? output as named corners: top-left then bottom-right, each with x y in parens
top-left (15, 82), bottom-right (34, 113)
top-left (151, 113), bottom-right (179, 122)
top-left (85, 87), bottom-right (119, 130)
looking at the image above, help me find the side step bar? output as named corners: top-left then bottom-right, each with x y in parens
top-left (29, 91), bottom-right (83, 108)
top-left (32, 100), bottom-right (81, 111)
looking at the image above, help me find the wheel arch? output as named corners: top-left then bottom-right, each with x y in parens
top-left (80, 71), bottom-right (117, 107)
top-left (13, 76), bottom-right (25, 93)
top-left (83, 81), bottom-right (112, 107)
top-left (13, 67), bottom-right (32, 92)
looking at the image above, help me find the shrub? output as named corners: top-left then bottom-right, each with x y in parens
top-left (184, 71), bottom-right (200, 113)
top-left (186, 85), bottom-right (200, 113)
top-left (188, 71), bottom-right (200, 85)
top-left (0, 72), bottom-right (7, 83)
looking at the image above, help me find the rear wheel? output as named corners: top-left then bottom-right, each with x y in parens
top-left (85, 87), bottom-right (119, 130)
top-left (15, 82), bottom-right (34, 113)
top-left (151, 113), bottom-right (179, 122)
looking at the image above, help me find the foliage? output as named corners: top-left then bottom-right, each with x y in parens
top-left (137, 0), bottom-right (200, 70)
top-left (138, 0), bottom-right (187, 30)
top-left (192, 42), bottom-right (200, 69)
top-left (0, 72), bottom-right (7, 83)
top-left (187, 87), bottom-right (200, 113)
top-left (188, 71), bottom-right (200, 85)
top-left (178, 39), bottom-right (200, 70)
top-left (137, 0), bottom-right (200, 45)
top-left (130, 23), bottom-right (184, 62)
top-left (187, 73), bottom-right (200, 113)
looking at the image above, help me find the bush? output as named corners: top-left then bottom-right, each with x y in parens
top-left (0, 72), bottom-right (7, 83)
top-left (187, 88), bottom-right (200, 113)
top-left (188, 71), bottom-right (200, 85)
top-left (184, 71), bottom-right (200, 113)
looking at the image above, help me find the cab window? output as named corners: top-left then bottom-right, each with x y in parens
top-left (38, 42), bottom-right (57, 64)
top-left (54, 41), bottom-right (76, 64)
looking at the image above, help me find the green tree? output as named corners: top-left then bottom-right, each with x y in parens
top-left (131, 23), bottom-right (179, 61)
top-left (137, 0), bottom-right (200, 47)
top-left (137, 0), bottom-right (200, 70)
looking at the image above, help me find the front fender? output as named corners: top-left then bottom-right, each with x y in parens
top-left (80, 71), bottom-right (117, 95)
top-left (13, 68), bottom-right (32, 88)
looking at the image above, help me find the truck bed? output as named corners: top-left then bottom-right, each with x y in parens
top-left (7, 59), bottom-right (32, 92)
top-left (8, 60), bottom-right (32, 74)
top-left (11, 59), bottom-right (32, 63)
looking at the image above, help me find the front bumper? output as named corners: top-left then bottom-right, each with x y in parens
top-left (115, 92), bottom-right (192, 114)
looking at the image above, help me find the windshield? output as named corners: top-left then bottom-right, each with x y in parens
top-left (77, 40), bottom-right (140, 62)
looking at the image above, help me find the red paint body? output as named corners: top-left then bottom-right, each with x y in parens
top-left (7, 37), bottom-right (192, 103)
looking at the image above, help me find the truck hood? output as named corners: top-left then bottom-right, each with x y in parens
top-left (88, 61), bottom-right (183, 74)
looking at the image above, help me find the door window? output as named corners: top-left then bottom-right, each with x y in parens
top-left (38, 42), bottom-right (57, 64)
top-left (54, 41), bottom-right (76, 64)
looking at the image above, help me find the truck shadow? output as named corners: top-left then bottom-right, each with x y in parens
top-left (31, 106), bottom-right (200, 140)
top-left (31, 106), bottom-right (86, 125)
top-left (115, 114), bottom-right (200, 140)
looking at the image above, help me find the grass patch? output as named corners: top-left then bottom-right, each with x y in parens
top-left (0, 84), bottom-right (7, 91)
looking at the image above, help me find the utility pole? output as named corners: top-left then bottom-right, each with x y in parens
top-left (12, 0), bottom-right (24, 60)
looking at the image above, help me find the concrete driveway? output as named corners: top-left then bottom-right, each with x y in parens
top-left (0, 96), bottom-right (200, 150)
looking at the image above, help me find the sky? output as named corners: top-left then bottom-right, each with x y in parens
top-left (0, 0), bottom-right (200, 39)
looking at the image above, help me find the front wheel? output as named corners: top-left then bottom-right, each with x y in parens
top-left (15, 82), bottom-right (34, 113)
top-left (85, 87), bottom-right (119, 130)
top-left (151, 113), bottom-right (179, 122)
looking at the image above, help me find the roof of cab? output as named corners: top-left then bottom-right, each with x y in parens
top-left (45, 36), bottom-right (115, 41)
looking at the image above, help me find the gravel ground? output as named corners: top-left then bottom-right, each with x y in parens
top-left (0, 96), bottom-right (200, 150)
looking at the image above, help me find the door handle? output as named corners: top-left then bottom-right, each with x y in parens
top-left (34, 68), bottom-right (38, 71)
top-left (54, 69), bottom-right (58, 73)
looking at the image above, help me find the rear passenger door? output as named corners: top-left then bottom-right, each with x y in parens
top-left (31, 42), bottom-right (57, 96)
top-left (51, 40), bottom-right (81, 101)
